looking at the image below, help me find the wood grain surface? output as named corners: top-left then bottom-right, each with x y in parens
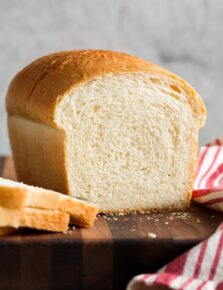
top-left (0, 156), bottom-right (223, 290)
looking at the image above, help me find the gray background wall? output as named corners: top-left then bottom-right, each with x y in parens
top-left (0, 0), bottom-right (222, 154)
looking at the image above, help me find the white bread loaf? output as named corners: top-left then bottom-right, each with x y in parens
top-left (0, 177), bottom-right (98, 228)
top-left (6, 50), bottom-right (206, 214)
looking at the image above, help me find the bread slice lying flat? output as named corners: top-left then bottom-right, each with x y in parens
top-left (6, 50), bottom-right (206, 214)
top-left (0, 177), bottom-right (98, 228)
top-left (0, 207), bottom-right (69, 232)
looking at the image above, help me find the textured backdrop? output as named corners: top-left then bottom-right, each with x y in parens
top-left (0, 0), bottom-right (223, 154)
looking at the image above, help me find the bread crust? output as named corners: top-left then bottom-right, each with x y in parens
top-left (98, 203), bottom-right (190, 215)
top-left (0, 185), bottom-right (27, 208)
top-left (8, 115), bottom-right (68, 193)
top-left (6, 50), bottom-right (206, 127)
top-left (0, 207), bottom-right (69, 232)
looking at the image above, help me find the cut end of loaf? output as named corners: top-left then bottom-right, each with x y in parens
top-left (56, 72), bottom-right (201, 213)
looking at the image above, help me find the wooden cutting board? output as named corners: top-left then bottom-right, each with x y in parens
top-left (0, 156), bottom-right (223, 290)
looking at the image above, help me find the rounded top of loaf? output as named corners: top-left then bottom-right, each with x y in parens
top-left (6, 50), bottom-right (206, 127)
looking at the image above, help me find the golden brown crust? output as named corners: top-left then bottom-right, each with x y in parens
top-left (99, 202), bottom-right (190, 215)
top-left (0, 207), bottom-right (69, 232)
top-left (28, 187), bottom-right (99, 228)
top-left (6, 50), bottom-right (206, 127)
top-left (0, 185), bottom-right (27, 208)
top-left (8, 115), bottom-right (68, 193)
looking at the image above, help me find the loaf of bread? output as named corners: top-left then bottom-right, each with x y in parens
top-left (6, 50), bottom-right (206, 214)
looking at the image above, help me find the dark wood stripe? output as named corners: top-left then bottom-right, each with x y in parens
top-left (81, 217), bottom-right (113, 290)
top-left (135, 214), bottom-right (179, 273)
top-left (20, 235), bottom-right (51, 290)
top-left (51, 229), bottom-right (82, 290)
top-left (108, 214), bottom-right (143, 290)
top-left (0, 242), bottom-right (20, 290)
top-left (0, 156), bottom-right (6, 177)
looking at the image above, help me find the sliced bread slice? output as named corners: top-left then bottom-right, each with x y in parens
top-left (0, 207), bottom-right (69, 232)
top-left (0, 177), bottom-right (98, 228)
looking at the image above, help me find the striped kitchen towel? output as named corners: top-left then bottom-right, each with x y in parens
top-left (193, 139), bottom-right (223, 211)
top-left (127, 139), bottom-right (223, 290)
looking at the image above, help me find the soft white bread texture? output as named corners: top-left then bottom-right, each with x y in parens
top-left (0, 177), bottom-right (98, 228)
top-left (6, 50), bottom-right (206, 214)
top-left (0, 207), bottom-right (69, 232)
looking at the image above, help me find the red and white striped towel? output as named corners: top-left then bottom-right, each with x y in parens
top-left (193, 139), bottom-right (223, 211)
top-left (127, 139), bottom-right (223, 290)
